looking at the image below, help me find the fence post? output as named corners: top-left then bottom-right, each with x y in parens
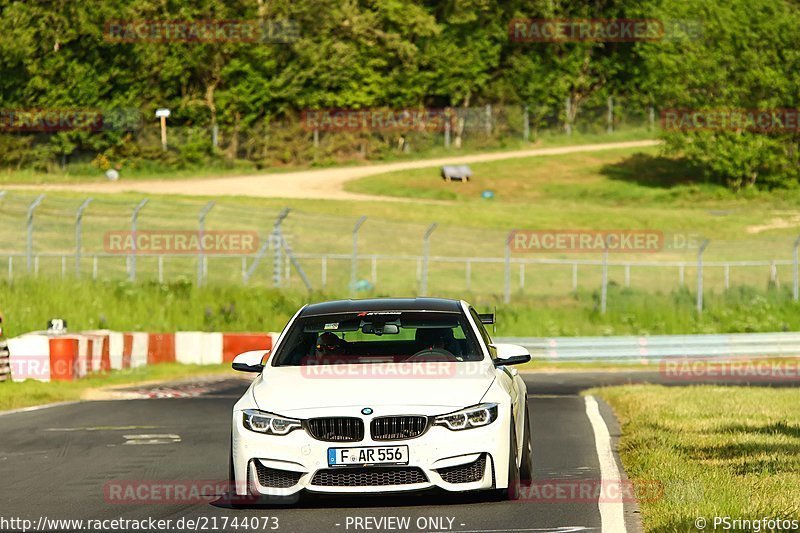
top-left (321, 256), bottom-right (327, 288)
top-left (606, 96), bottom-right (614, 133)
top-left (129, 199), bottom-right (148, 282)
top-left (197, 201), bottom-right (216, 287)
top-left (564, 96), bottom-right (573, 136)
top-left (696, 240), bottom-right (709, 313)
top-left (158, 255), bottom-right (164, 283)
top-left (465, 260), bottom-right (471, 291)
top-left (26, 194), bottom-right (45, 272)
top-left (350, 216), bottom-right (367, 296)
top-left (523, 105), bottom-right (530, 142)
top-left (724, 263), bottom-right (730, 290)
top-left (601, 238), bottom-right (609, 314)
top-left (7, 256), bottom-right (12, 282)
top-left (420, 223), bottom-right (437, 296)
top-left (485, 104), bottom-right (492, 136)
top-left (793, 236), bottom-right (800, 301)
top-left (271, 208), bottom-right (290, 287)
top-left (75, 198), bottom-right (92, 278)
top-left (624, 264), bottom-right (630, 287)
top-left (504, 233), bottom-right (512, 304)
top-left (444, 108), bottom-right (451, 148)
top-left (572, 263), bottom-right (578, 291)
top-left (648, 105), bottom-right (655, 131)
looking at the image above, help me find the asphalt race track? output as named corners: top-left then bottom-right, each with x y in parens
top-left (2, 371), bottom-right (793, 533)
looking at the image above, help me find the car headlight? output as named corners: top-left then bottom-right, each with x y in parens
top-left (242, 409), bottom-right (302, 436)
top-left (434, 403), bottom-right (498, 431)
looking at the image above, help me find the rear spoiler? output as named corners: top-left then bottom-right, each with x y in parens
top-left (478, 313), bottom-right (494, 324)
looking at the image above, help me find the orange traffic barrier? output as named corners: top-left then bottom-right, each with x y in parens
top-left (86, 338), bottom-right (96, 373)
top-left (122, 334), bottom-right (133, 369)
top-left (222, 333), bottom-right (272, 363)
top-left (49, 337), bottom-right (79, 381)
top-left (147, 333), bottom-right (176, 365)
top-left (100, 335), bottom-right (111, 372)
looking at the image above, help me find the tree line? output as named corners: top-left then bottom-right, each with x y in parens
top-left (0, 0), bottom-right (798, 189)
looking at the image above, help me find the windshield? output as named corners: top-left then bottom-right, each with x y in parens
top-left (272, 311), bottom-right (483, 366)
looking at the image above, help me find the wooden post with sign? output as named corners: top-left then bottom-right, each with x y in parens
top-left (155, 108), bottom-right (170, 151)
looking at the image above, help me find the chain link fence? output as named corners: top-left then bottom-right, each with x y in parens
top-left (1, 192), bottom-right (799, 310)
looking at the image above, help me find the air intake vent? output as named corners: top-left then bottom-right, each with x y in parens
top-left (254, 463), bottom-right (303, 488)
top-left (437, 454), bottom-right (487, 484)
top-left (311, 467), bottom-right (427, 487)
top-left (306, 417), bottom-right (364, 442)
top-left (370, 416), bottom-right (428, 441)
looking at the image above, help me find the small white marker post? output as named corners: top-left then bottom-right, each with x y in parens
top-left (155, 108), bottom-right (170, 150)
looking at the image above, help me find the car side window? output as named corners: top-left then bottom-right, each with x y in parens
top-left (469, 308), bottom-right (495, 358)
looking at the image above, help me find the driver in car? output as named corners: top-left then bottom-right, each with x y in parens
top-left (313, 331), bottom-right (347, 363)
top-left (414, 327), bottom-right (460, 356)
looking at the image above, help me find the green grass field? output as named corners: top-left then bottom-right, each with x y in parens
top-left (592, 385), bottom-right (800, 531)
top-left (3, 145), bottom-right (800, 299)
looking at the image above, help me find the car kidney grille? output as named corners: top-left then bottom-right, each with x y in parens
top-left (311, 467), bottom-right (427, 487)
top-left (306, 417), bottom-right (364, 442)
top-left (370, 416), bottom-right (428, 441)
top-left (254, 463), bottom-right (304, 488)
top-left (436, 454), bottom-right (486, 484)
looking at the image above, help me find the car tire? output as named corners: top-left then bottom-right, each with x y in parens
top-left (519, 407), bottom-right (533, 482)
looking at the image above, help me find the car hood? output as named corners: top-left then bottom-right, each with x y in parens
top-left (252, 362), bottom-right (496, 414)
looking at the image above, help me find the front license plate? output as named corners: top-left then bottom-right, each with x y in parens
top-left (327, 445), bottom-right (409, 466)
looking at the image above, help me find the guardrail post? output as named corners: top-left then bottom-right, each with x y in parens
top-left (697, 239), bottom-right (709, 313)
top-left (350, 216), bottom-right (367, 296)
top-left (793, 236), bottom-right (800, 301)
top-left (75, 198), bottom-right (92, 278)
top-left (420, 223), bottom-right (437, 296)
top-left (129, 199), bottom-right (148, 282)
top-left (197, 201), bottom-right (215, 287)
top-left (26, 194), bottom-right (45, 272)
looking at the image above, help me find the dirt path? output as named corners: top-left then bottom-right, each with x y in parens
top-left (5, 140), bottom-right (660, 201)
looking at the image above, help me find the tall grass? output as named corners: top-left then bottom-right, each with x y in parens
top-left (2, 279), bottom-right (799, 338)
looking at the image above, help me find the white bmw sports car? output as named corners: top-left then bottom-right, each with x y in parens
top-left (229, 298), bottom-right (532, 503)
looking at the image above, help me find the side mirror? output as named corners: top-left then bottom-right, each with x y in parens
top-left (232, 350), bottom-right (269, 373)
top-left (491, 343), bottom-right (531, 367)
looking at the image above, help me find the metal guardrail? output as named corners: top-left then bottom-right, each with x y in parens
top-left (497, 332), bottom-right (800, 362)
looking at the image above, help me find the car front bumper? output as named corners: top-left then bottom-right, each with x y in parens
top-left (231, 407), bottom-right (512, 497)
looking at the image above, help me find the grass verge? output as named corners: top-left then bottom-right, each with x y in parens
top-left (0, 363), bottom-right (234, 411)
top-left (590, 385), bottom-right (800, 531)
top-left (3, 279), bottom-right (800, 339)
